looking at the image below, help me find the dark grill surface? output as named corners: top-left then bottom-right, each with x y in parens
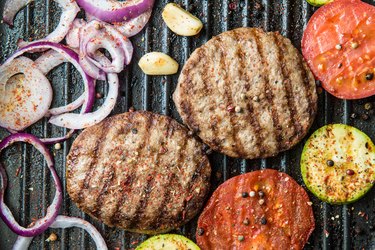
top-left (1, 0), bottom-right (375, 249)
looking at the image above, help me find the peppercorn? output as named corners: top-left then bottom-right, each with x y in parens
top-left (235, 106), bottom-right (242, 113)
top-left (351, 42), bottom-right (359, 49)
top-left (366, 72), bottom-right (374, 81)
top-left (364, 102), bottom-right (373, 110)
top-left (227, 105), bottom-right (235, 112)
top-left (338, 63), bottom-right (343, 68)
top-left (361, 114), bottom-right (369, 121)
top-left (258, 191), bottom-right (265, 198)
top-left (238, 235), bottom-right (245, 242)
top-left (249, 191), bottom-right (256, 197)
top-left (259, 199), bottom-right (265, 205)
top-left (261, 217), bottom-right (267, 225)
top-left (131, 128), bottom-right (138, 134)
top-left (241, 192), bottom-right (249, 198)
top-left (197, 228), bottom-right (205, 236)
top-left (346, 169), bottom-right (355, 176)
top-left (326, 160), bottom-right (334, 167)
top-left (243, 218), bottom-right (250, 225)
top-left (335, 44), bottom-right (342, 50)
top-left (350, 113), bottom-right (358, 119)
top-left (54, 143), bottom-right (61, 150)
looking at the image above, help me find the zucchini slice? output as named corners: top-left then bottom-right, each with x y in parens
top-left (136, 234), bottom-right (200, 250)
top-left (301, 124), bottom-right (375, 204)
top-left (305, 0), bottom-right (333, 7)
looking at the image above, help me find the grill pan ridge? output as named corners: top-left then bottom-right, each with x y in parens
top-left (1, 0), bottom-right (375, 249)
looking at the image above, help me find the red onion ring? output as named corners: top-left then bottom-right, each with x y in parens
top-left (33, 50), bottom-right (86, 116)
top-left (0, 133), bottom-right (62, 237)
top-left (2, 41), bottom-right (95, 116)
top-left (2, 0), bottom-right (32, 26)
top-left (86, 10), bottom-right (151, 38)
top-left (12, 216), bottom-right (108, 250)
top-left (76, 0), bottom-right (154, 23)
top-left (0, 57), bottom-right (53, 131)
top-left (49, 72), bottom-right (119, 129)
top-left (66, 19), bottom-right (87, 50)
top-left (4, 0), bottom-right (79, 47)
top-left (113, 10), bottom-right (152, 38)
top-left (79, 20), bottom-right (133, 76)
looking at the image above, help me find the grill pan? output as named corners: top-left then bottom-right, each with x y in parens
top-left (1, 0), bottom-right (375, 249)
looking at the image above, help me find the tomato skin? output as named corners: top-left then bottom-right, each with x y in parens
top-left (196, 170), bottom-right (315, 250)
top-left (302, 0), bottom-right (375, 99)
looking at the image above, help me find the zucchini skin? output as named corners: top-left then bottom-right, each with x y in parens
top-left (306, 0), bottom-right (333, 7)
top-left (301, 124), bottom-right (375, 205)
top-left (136, 234), bottom-right (200, 250)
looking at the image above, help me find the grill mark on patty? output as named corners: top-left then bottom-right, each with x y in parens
top-left (93, 124), bottom-right (133, 220)
top-left (278, 36), bottom-right (316, 134)
top-left (110, 113), bottom-right (154, 225)
top-left (148, 129), bottom-right (189, 229)
top-left (214, 35), bottom-right (241, 156)
top-left (76, 120), bottom-right (108, 203)
top-left (252, 30), bottom-right (280, 153)
top-left (273, 33), bottom-right (301, 148)
top-left (127, 116), bottom-right (172, 229)
top-left (231, 29), bottom-right (257, 157)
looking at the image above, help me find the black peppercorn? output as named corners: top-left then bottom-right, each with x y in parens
top-left (366, 72), bottom-right (374, 81)
top-left (326, 160), bottom-right (334, 167)
top-left (241, 192), bottom-right (249, 198)
top-left (258, 191), bottom-right (265, 198)
top-left (197, 228), bottom-right (205, 236)
top-left (346, 169), bottom-right (355, 176)
top-left (131, 128), bottom-right (138, 134)
top-left (261, 217), bottom-right (267, 225)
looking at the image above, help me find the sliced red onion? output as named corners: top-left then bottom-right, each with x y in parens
top-left (12, 215), bottom-right (108, 250)
top-left (76, 0), bottom-right (154, 23)
top-left (113, 10), bottom-right (152, 38)
top-left (16, 0), bottom-right (79, 47)
top-left (79, 20), bottom-right (133, 76)
top-left (3, 41), bottom-right (95, 116)
top-left (0, 133), bottom-right (62, 237)
top-left (0, 57), bottom-right (53, 131)
top-left (2, 0), bottom-right (32, 26)
top-left (49, 73), bottom-right (119, 129)
top-left (86, 10), bottom-right (151, 38)
top-left (66, 19), bottom-right (87, 49)
top-left (33, 50), bottom-right (86, 116)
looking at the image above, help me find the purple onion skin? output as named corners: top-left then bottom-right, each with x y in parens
top-left (0, 133), bottom-right (63, 237)
top-left (76, 0), bottom-right (155, 23)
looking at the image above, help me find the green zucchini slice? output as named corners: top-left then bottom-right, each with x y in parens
top-left (136, 234), bottom-right (200, 250)
top-left (306, 0), bottom-right (333, 7)
top-left (301, 124), bottom-right (375, 204)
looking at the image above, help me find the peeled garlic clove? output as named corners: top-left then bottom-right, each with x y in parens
top-left (138, 52), bottom-right (179, 75)
top-left (162, 3), bottom-right (203, 36)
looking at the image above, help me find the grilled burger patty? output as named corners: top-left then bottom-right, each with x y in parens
top-left (174, 28), bottom-right (318, 159)
top-left (66, 111), bottom-right (211, 234)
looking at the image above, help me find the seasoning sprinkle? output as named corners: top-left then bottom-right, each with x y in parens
top-left (235, 106), bottom-right (242, 113)
top-left (326, 160), bottom-right (334, 167)
top-left (249, 191), bottom-right (256, 197)
top-left (243, 218), bottom-right (250, 225)
top-left (258, 191), bottom-right (265, 198)
top-left (131, 128), bottom-right (138, 134)
top-left (261, 217), bottom-right (267, 225)
top-left (238, 235), bottom-right (245, 242)
top-left (364, 103), bottom-right (373, 110)
top-left (346, 169), bottom-right (355, 176)
top-left (335, 44), bottom-right (342, 50)
top-left (241, 192), bottom-right (249, 198)
top-left (351, 42), bottom-right (359, 49)
top-left (258, 199), bottom-right (265, 205)
top-left (197, 228), bottom-right (205, 236)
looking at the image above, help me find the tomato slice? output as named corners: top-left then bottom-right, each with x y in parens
top-left (302, 0), bottom-right (375, 99)
top-left (196, 170), bottom-right (315, 250)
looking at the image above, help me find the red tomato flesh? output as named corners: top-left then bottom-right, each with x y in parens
top-left (196, 170), bottom-right (315, 250)
top-left (302, 0), bottom-right (375, 99)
